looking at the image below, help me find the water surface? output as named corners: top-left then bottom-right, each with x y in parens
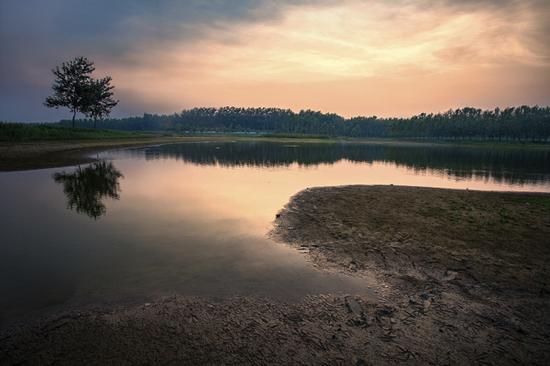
top-left (1, 141), bottom-right (549, 326)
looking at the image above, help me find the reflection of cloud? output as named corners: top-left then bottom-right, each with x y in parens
top-left (1, 0), bottom-right (549, 120)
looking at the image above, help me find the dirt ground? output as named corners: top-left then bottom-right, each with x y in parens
top-left (1, 295), bottom-right (409, 366)
top-left (1, 185), bottom-right (550, 365)
top-left (271, 185), bottom-right (550, 365)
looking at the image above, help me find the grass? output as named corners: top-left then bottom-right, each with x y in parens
top-left (0, 123), bottom-right (150, 142)
top-left (2, 123), bottom-right (548, 149)
top-left (258, 133), bottom-right (331, 140)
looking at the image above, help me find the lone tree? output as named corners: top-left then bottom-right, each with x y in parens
top-left (83, 77), bottom-right (119, 129)
top-left (45, 57), bottom-right (118, 128)
top-left (44, 57), bottom-right (94, 128)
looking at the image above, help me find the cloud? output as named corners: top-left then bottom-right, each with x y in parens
top-left (0, 0), bottom-right (335, 63)
top-left (1, 0), bottom-right (336, 120)
top-left (112, 0), bottom-right (550, 82)
top-left (0, 0), bottom-right (548, 121)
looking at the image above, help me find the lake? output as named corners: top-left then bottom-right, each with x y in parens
top-left (1, 141), bottom-right (549, 326)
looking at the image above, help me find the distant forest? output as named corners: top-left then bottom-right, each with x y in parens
top-left (60, 105), bottom-right (550, 141)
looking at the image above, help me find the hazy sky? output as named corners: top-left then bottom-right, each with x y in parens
top-left (1, 0), bottom-right (549, 121)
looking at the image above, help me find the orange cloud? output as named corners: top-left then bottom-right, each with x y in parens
top-left (105, 0), bottom-right (550, 117)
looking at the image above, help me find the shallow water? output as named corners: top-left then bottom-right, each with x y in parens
top-left (1, 141), bottom-right (549, 326)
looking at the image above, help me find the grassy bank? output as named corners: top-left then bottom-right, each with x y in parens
top-left (0, 135), bottom-right (204, 171)
top-left (0, 123), bottom-right (152, 142)
top-left (259, 132), bottom-right (331, 140)
top-left (210, 133), bottom-right (550, 149)
top-left (0, 123), bottom-right (208, 171)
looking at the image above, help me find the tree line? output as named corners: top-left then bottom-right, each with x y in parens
top-left (61, 105), bottom-right (550, 141)
top-left (42, 57), bottom-right (550, 141)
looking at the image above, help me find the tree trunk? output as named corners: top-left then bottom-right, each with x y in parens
top-left (94, 118), bottom-right (97, 129)
top-left (72, 110), bottom-right (76, 128)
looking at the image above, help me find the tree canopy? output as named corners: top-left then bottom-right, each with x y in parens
top-left (45, 57), bottom-right (117, 128)
top-left (82, 77), bottom-right (118, 128)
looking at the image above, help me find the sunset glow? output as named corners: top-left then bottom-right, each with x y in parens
top-left (1, 0), bottom-right (549, 120)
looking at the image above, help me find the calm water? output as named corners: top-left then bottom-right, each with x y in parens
top-left (1, 141), bottom-right (550, 326)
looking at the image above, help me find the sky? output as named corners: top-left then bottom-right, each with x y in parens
top-left (1, 0), bottom-right (549, 122)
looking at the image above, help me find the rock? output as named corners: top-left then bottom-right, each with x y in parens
top-left (345, 296), bottom-right (363, 317)
top-left (419, 293), bottom-right (430, 300)
top-left (422, 298), bottom-right (433, 312)
top-left (443, 270), bottom-right (458, 281)
top-left (375, 307), bottom-right (394, 319)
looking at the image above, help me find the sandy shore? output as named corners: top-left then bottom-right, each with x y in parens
top-left (2, 185), bottom-right (550, 365)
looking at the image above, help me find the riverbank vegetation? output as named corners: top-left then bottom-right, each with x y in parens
top-left (0, 132), bottom-right (193, 171)
top-left (59, 105), bottom-right (550, 142)
top-left (0, 123), bottom-right (148, 142)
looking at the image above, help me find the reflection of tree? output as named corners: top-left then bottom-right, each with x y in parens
top-left (53, 161), bottom-right (123, 219)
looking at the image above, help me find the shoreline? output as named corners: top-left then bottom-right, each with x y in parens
top-left (2, 135), bottom-right (549, 172)
top-left (2, 185), bottom-right (549, 364)
top-left (0, 136), bottom-right (220, 171)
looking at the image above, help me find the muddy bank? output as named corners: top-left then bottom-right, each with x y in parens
top-left (0, 136), bottom-right (243, 171)
top-left (272, 185), bottom-right (550, 365)
top-left (2, 294), bottom-right (412, 366)
top-left (2, 185), bottom-right (550, 365)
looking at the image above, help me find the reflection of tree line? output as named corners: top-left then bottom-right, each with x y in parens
top-left (53, 161), bottom-right (123, 219)
top-left (134, 142), bottom-right (550, 185)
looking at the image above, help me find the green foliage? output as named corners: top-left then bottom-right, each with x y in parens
top-left (82, 76), bottom-right (118, 127)
top-left (259, 133), bottom-right (331, 139)
top-left (44, 57), bottom-right (95, 127)
top-left (0, 123), bottom-right (146, 142)
top-left (44, 57), bottom-right (118, 128)
top-left (59, 105), bottom-right (550, 142)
